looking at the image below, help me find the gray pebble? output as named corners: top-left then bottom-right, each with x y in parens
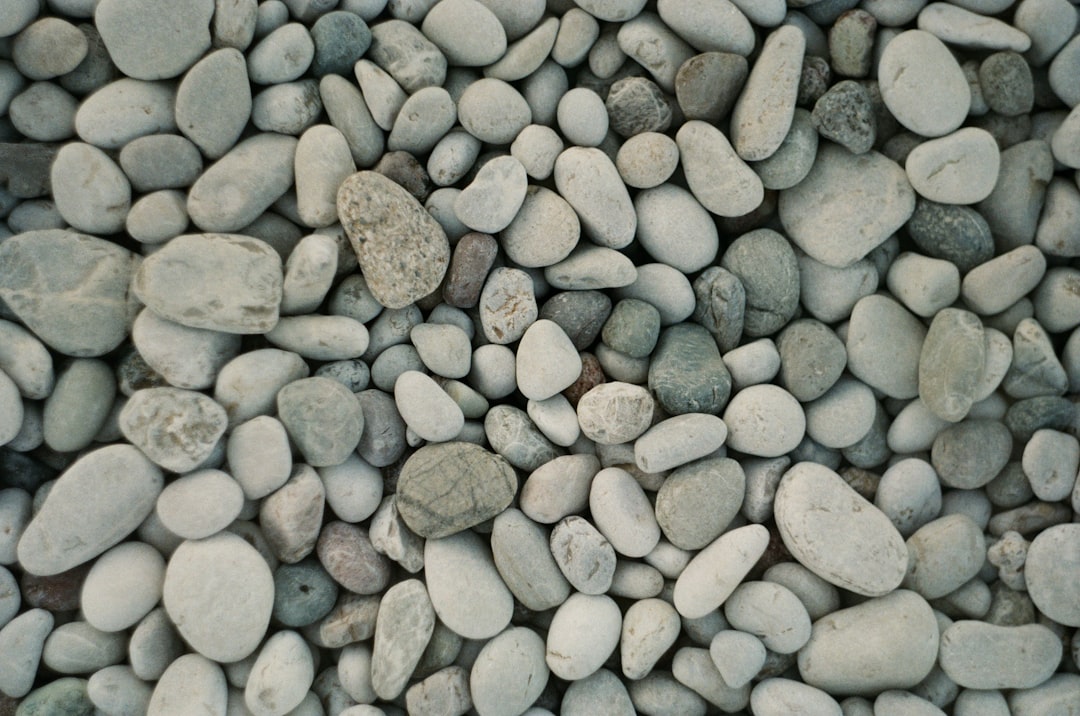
top-left (677, 119), bottom-right (764, 218)
top-left (552, 8), bottom-right (600, 68)
top-left (776, 318), bottom-right (846, 402)
top-left (13, 18), bottom-right (87, 80)
top-left (577, 382), bottom-right (654, 445)
top-left (828, 8), bottom-right (876, 78)
top-left (214, 348), bottom-right (308, 428)
top-left (422, 0), bottom-right (506, 66)
top-left (277, 377), bottom-right (364, 467)
top-left (878, 30), bottom-right (969, 137)
top-left (74, 78), bottom-right (176, 150)
top-left (655, 456), bottom-right (743, 550)
top-left (904, 514), bottom-right (986, 599)
top-left (720, 229), bottom-right (799, 337)
top-left (486, 16), bottom-right (559, 81)
top-left (485, 403), bottom-right (561, 471)
top-left (309, 11), bottom-right (370, 77)
top-left (605, 76), bottom-right (673, 137)
top-left (455, 155), bottom-right (527, 234)
top-left (692, 266), bottom-right (745, 352)
top-left (752, 108), bottom-right (818, 191)
top-left (906, 199), bottom-right (995, 272)
top-left (520, 59), bottom-right (568, 126)
top-left (320, 74), bottom-right (385, 168)
top-left (538, 290), bottom-right (612, 351)
top-left (616, 12), bottom-right (694, 94)
top-left (252, 79), bottom-right (323, 134)
top-left (722, 384), bottom-right (805, 457)
top-left (273, 559), bottom-right (339, 628)
top-left (370, 580), bottom-right (435, 700)
top-left (649, 322), bottom-right (732, 415)
top-left (295, 124), bottom-right (356, 228)
top-left (95, 0), bottom-right (213, 79)
top-left (369, 19), bottom-right (447, 92)
top-left (50, 142), bottom-right (130, 234)
top-left (939, 621), bottom-right (1061, 689)
top-left (479, 267), bottom-right (537, 345)
top-left (603, 298), bottom-right (660, 358)
top-left (550, 515), bottom-right (616, 595)
top-left (119, 134), bottom-right (203, 194)
top-left (388, 87), bottom-right (456, 156)
top-left (635, 184), bottom-right (719, 273)
top-left (9, 82), bottom-right (77, 142)
top-left (132, 308), bottom-right (240, 391)
top-left (554, 146), bottom-right (636, 249)
top-left (931, 419), bottom-right (1013, 489)
top-left (811, 79), bottom-right (875, 154)
top-left (228, 415), bottom-right (292, 500)
top-left (977, 140), bottom-right (1054, 252)
top-left (731, 25), bottom-right (804, 160)
top-left (1003, 317), bottom-right (1067, 399)
top-left (125, 190), bottom-right (188, 244)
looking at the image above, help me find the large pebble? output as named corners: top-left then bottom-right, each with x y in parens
top-left (0, 608), bottom-right (53, 698)
top-left (1024, 523), bottom-right (1080, 626)
top-left (516, 319), bottom-right (582, 401)
top-left (918, 3), bottom-right (1031, 52)
top-left (80, 542), bottom-right (164, 633)
top-left (589, 467), bottom-right (661, 558)
top-left (730, 25), bottom-right (804, 161)
top-left (672, 524), bottom-right (769, 619)
top-left (73, 78), bottom-right (176, 150)
top-left (932, 419), bottom-right (1013, 489)
top-left (119, 387), bottom-right (227, 473)
top-left (519, 453), bottom-right (600, 524)
top-left (41, 358), bottom-right (115, 453)
top-left (903, 514), bottom-right (986, 599)
top-left (649, 323), bottom-right (731, 415)
top-left (879, 30), bottom-right (970, 137)
top-left (95, 0), bottom-right (213, 79)
top-left (133, 233), bottom-right (283, 334)
top-left (501, 186), bottom-right (580, 268)
top-left (750, 679), bottom-right (840, 716)
top-left (17, 445), bottom-right (162, 576)
top-left (421, 0), bottom-right (505, 66)
top-left (470, 626), bottom-right (548, 716)
top-left (671, 646), bottom-right (750, 711)
top-left (615, 13), bottom-right (694, 93)
top-left (798, 590), bottom-right (938, 695)
top-left (396, 441), bottom-right (517, 538)
top-left (939, 621), bottom-right (1062, 689)
top-left (919, 308), bottom-right (985, 422)
top-left (722, 384), bottom-right (805, 457)
top-left (676, 120), bottom-right (763, 217)
top-left (550, 515), bottom-right (616, 594)
top-left (156, 469), bottom-right (244, 540)
top-left (655, 457), bottom-right (744, 550)
top-left (337, 171), bottom-right (450, 310)
top-left (244, 630), bottom-right (314, 716)
top-left (146, 653), bottom-right (226, 715)
top-left (457, 77), bottom-right (531, 144)
top-left (977, 140), bottom-right (1054, 251)
top-left (725, 581), bottom-right (811, 654)
top-left (634, 184), bottom-right (718, 273)
top-left (370, 579), bottom-right (435, 700)
top-left (779, 144), bottom-right (915, 268)
top-left (368, 19), bottom-right (446, 93)
top-left (634, 413), bottom-right (727, 473)
top-left (49, 141), bottom-right (130, 234)
top-left (162, 532), bottom-right (273, 663)
top-left (553, 147), bottom-right (636, 249)
top-left (546, 593), bottom-right (622, 681)
top-left (905, 128), bottom-right (1000, 204)
top-left (0, 320), bottom-right (53, 401)
top-left (261, 464), bottom-right (326, 564)
top-left (454, 155), bottom-right (527, 234)
top-left (775, 462), bottom-right (908, 596)
top-left (316, 521), bottom-right (390, 595)
top-left (491, 508), bottom-right (571, 611)
top-left (425, 530), bottom-right (513, 640)
top-left (214, 348), bottom-right (309, 427)
top-left (277, 377), bottom-right (363, 467)
top-left (394, 371), bottom-right (464, 443)
top-left (132, 310), bottom-right (240, 391)
top-left (174, 48), bottom-right (251, 159)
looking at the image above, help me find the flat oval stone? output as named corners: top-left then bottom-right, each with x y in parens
top-left (86, 665), bottom-right (153, 716)
top-left (554, 146), bottom-right (636, 249)
top-left (371, 579), bottom-right (436, 701)
top-left (730, 24), bottom-right (804, 161)
top-left (338, 171), bottom-right (450, 310)
top-left (750, 678), bottom-right (840, 716)
top-left (550, 515), bottom-right (616, 595)
top-left (546, 593), bottom-right (622, 681)
top-left (918, 3), bottom-right (1031, 51)
top-left (454, 155), bottom-right (527, 234)
top-left (394, 370), bottom-right (464, 443)
top-left (132, 309), bottom-right (240, 391)
top-left (1025, 523), bottom-right (1080, 626)
top-left (471, 626), bottom-right (549, 716)
top-left (0, 319), bottom-right (53, 400)
top-left (316, 521), bottom-right (390, 597)
top-left (672, 524), bottom-right (769, 619)
top-left (81, 542), bottom-right (165, 633)
top-left (797, 590), bottom-right (939, 696)
top-left (368, 18), bottom-right (447, 93)
top-left (905, 127), bottom-right (1000, 204)
top-left (175, 48), bottom-right (251, 160)
top-left (244, 630), bottom-right (314, 716)
top-left (621, 598), bottom-right (681, 681)
top-left (425, 530), bottom-right (513, 640)
top-left (903, 514), bottom-right (986, 600)
top-left (725, 581), bottom-right (811, 654)
top-left (214, 349), bottom-right (309, 428)
top-left (17, 445), bottom-right (162, 576)
top-left (119, 387), bottom-right (227, 473)
top-left (655, 457), bottom-right (744, 550)
top-left (50, 142), bottom-right (131, 234)
top-left (520, 453), bottom-right (600, 524)
top-left (879, 30), bottom-right (970, 137)
top-left (156, 468), bottom-right (244, 540)
top-left (635, 413), bottom-right (727, 473)
top-left (779, 144), bottom-right (915, 268)
top-left (74, 78), bottom-right (176, 150)
top-left (502, 185), bottom-right (580, 268)
top-left (676, 119), bottom-right (764, 217)
top-left (94, 0), bottom-right (212, 79)
top-left (722, 384), bottom-right (805, 457)
top-left (276, 376), bottom-right (363, 467)
top-left (589, 467), bottom-right (661, 559)
top-left (491, 508), bottom-right (570, 611)
top-left (775, 462), bottom-right (908, 596)
top-left (422, 0), bottom-right (506, 66)
top-left (939, 621), bottom-right (1062, 689)
top-left (0, 608), bottom-right (54, 698)
top-left (918, 307), bottom-right (985, 422)
top-left (162, 531), bottom-right (273, 663)
top-left (42, 357), bottom-right (116, 453)
top-left (634, 184), bottom-right (718, 273)
top-left (187, 133), bottom-right (298, 232)
top-left (396, 441), bottom-right (517, 539)
top-left (457, 77), bottom-right (531, 144)
top-left (709, 631), bottom-right (766, 688)
top-left (133, 233), bottom-right (283, 334)
top-left (545, 244), bottom-right (638, 290)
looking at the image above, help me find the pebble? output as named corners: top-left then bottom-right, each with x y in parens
top-left (155, 470), bottom-right (243, 542)
top-left (370, 579), bottom-right (435, 700)
top-left (259, 464), bottom-right (326, 564)
top-left (486, 16), bottom-right (559, 81)
top-left (931, 419), bottom-right (1013, 489)
top-left (978, 140), bottom-right (1054, 251)
top-left (1024, 523), bottom-right (1080, 626)
top-left (671, 646), bottom-right (750, 711)
top-left (605, 76), bottom-right (673, 137)
top-left (691, 266), bottom-right (746, 352)
top-left (457, 77), bottom-right (531, 144)
top-left (9, 82), bottom-right (78, 143)
top-left (615, 12), bottom-right (693, 93)
top-left (674, 52), bottom-right (747, 125)
top-left (133, 310), bottom-right (239, 392)
top-left (0, 608), bottom-right (53, 698)
top-left (576, 382), bottom-right (654, 445)
top-left (673, 524), bottom-right (769, 619)
top-left (656, 457), bottom-right (744, 550)
top-left (905, 128), bottom-right (1000, 204)
top-left (1022, 429), bottom-right (1078, 502)
top-left (454, 155), bottom-right (527, 234)
top-left (320, 74), bottom-right (385, 167)
top-left (118, 135), bottom-right (202, 193)
top-left (162, 532), bottom-right (273, 663)
top-left (470, 626), bottom-right (548, 716)
top-left (117, 386), bottom-right (226, 473)
top-left (243, 632), bottom-right (315, 716)
top-left (562, 668), bottom-right (635, 715)
top-left (277, 377), bottom-right (364, 467)
top-left (798, 590), bottom-right (938, 694)
top-left (40, 620), bottom-right (126, 674)
top-left (94, 0), bottom-right (213, 79)
top-left (918, 307), bottom-right (986, 422)
top-left (722, 384), bottom-right (805, 457)
top-left (751, 678), bottom-right (841, 716)
top-left (478, 267), bottom-right (537, 345)
top-left (86, 665), bottom-right (152, 716)
top-left (773, 319), bottom-right (844, 402)
top-left (720, 228), bottom-right (800, 337)
top-left (17, 445), bottom-right (162, 576)
top-left (338, 171), bottom-right (450, 310)
top-left (634, 184), bottom-right (718, 273)
top-left (917, 3), bottom-right (1031, 52)
top-left (907, 199), bottom-right (995, 273)
top-left (545, 243), bottom-right (638, 291)
top-left (489, 508), bottom-right (570, 611)
top-left (502, 186), bottom-right (580, 269)
top-left (405, 666), bottom-right (471, 716)
top-left (724, 581), bottom-right (811, 654)
top-left (589, 467), bottom-right (661, 558)
top-left (634, 413), bottom-right (726, 473)
top-left (251, 78), bottom-right (322, 134)
top-left (368, 18), bottom-right (447, 93)
top-left (554, 146), bottom-right (636, 249)
top-left (0, 320), bottom-right (53, 401)
top-left (311, 11), bottom-right (371, 77)
top-left (74, 78), bottom-right (177, 151)
top-left (550, 515), bottom-right (616, 594)
top-left (657, 0), bottom-right (753, 55)
top-left (939, 621), bottom-right (1061, 689)
top-left (394, 371), bottom-right (464, 443)
top-left (804, 376), bottom-right (876, 449)
top-left (879, 30), bottom-right (970, 137)
top-left (775, 462), bottom-right (908, 596)
top-left (519, 453), bottom-right (599, 525)
top-left (40, 358), bottom-right (115, 453)
top-left (49, 142), bottom-right (130, 234)
top-left (425, 530), bottom-right (513, 640)
top-left (556, 87), bottom-right (609, 148)
top-left (729, 24), bottom-right (803, 160)
top-left (546, 593), bottom-right (622, 681)
top-left (875, 459), bottom-right (942, 537)
top-left (214, 348), bottom-right (309, 428)
top-left (510, 125), bottom-right (564, 181)
top-left (1010, 674), bottom-right (1080, 715)
top-left (1004, 317), bottom-right (1068, 399)
top-left (779, 144), bottom-right (915, 268)
top-left (80, 541), bottom-right (164, 634)
top-left (147, 653), bottom-right (226, 715)
top-left (903, 514), bottom-right (986, 599)
top-left (676, 120), bottom-right (764, 218)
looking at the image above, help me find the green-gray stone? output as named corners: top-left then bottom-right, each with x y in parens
top-left (931, 419), bottom-right (1013, 490)
top-left (648, 323), bottom-right (731, 416)
top-left (602, 298), bottom-right (661, 359)
top-left (906, 199), bottom-right (994, 273)
top-left (811, 80), bottom-right (875, 155)
top-left (311, 12), bottom-right (371, 77)
top-left (1002, 318), bottom-right (1068, 399)
top-left (484, 404), bottom-right (562, 471)
top-left (919, 308), bottom-right (985, 422)
top-left (719, 228), bottom-right (799, 337)
top-left (539, 290), bottom-right (612, 351)
top-left (396, 441), bottom-right (518, 539)
top-left (1004, 396), bottom-right (1075, 442)
top-left (16, 678), bottom-right (94, 716)
top-left (692, 266), bottom-right (745, 353)
top-left (272, 558), bottom-right (339, 628)
top-left (776, 319), bottom-right (847, 402)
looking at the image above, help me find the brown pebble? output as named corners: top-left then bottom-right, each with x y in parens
top-left (562, 352), bottom-right (605, 407)
top-left (316, 521), bottom-right (392, 595)
top-left (840, 466), bottom-right (880, 502)
top-left (443, 232), bottom-right (498, 309)
top-left (21, 563), bottom-right (92, 611)
top-left (373, 150), bottom-right (432, 202)
top-left (0, 693), bottom-right (18, 716)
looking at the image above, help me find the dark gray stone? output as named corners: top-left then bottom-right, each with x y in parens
top-left (602, 298), bottom-right (661, 358)
top-left (906, 199), bottom-right (995, 273)
top-left (720, 229), bottom-right (800, 338)
top-left (979, 51), bottom-right (1034, 117)
top-left (692, 266), bottom-right (745, 353)
top-left (776, 319), bottom-right (847, 403)
top-left (605, 76), bottom-right (672, 137)
top-left (648, 323), bottom-right (731, 416)
top-left (539, 290), bottom-right (613, 351)
top-left (1004, 395), bottom-right (1075, 441)
top-left (311, 11), bottom-right (371, 77)
top-left (273, 559), bottom-right (339, 628)
top-left (811, 79), bottom-right (875, 154)
top-left (675, 52), bottom-right (747, 123)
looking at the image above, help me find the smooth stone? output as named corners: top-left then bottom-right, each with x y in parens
top-left (979, 51), bottom-right (1034, 117)
top-left (1010, 674), bottom-right (1080, 716)
top-left (17, 445), bottom-right (162, 576)
top-left (676, 119), bottom-right (763, 217)
top-left (405, 666), bottom-right (471, 716)
top-left (490, 508), bottom-right (570, 611)
top-left (8, 82), bottom-right (76, 142)
top-left (510, 124), bottom-right (563, 181)
top-left (81, 542), bottom-right (164, 633)
top-left (49, 142), bottom-right (130, 234)
top-left (439, 231), bottom-right (495, 309)
top-left (310, 11), bottom-right (371, 77)
top-left (905, 200), bottom-right (993, 273)
top-left (1021, 429), bottom-right (1078, 502)
top-left (774, 319), bottom-right (845, 402)
top-left (294, 125), bottom-right (356, 228)
top-left (939, 621), bottom-right (1061, 689)
top-left (396, 441), bottom-right (516, 539)
top-left (977, 140), bottom-right (1054, 252)
top-left (470, 627), bottom-right (548, 716)
top-left (627, 667), bottom-right (707, 714)
top-left (779, 144), bottom-right (914, 268)
top-left (0, 564), bottom-right (18, 626)
top-left (135, 233), bottom-right (283, 334)
top-left (658, 0), bottom-right (752, 55)
top-left (671, 646), bottom-right (751, 711)
top-left (903, 514), bottom-right (986, 599)
top-left (125, 190), bottom-right (188, 244)
top-left (371, 580), bottom-right (436, 700)
top-left (41, 358), bottom-right (115, 453)
top-left (918, 3), bottom-right (1031, 52)
top-left (634, 184), bottom-right (718, 273)
top-left (1003, 317), bottom-right (1068, 399)
top-left (118, 134), bottom-right (203, 193)
top-left (126, 608), bottom-right (183, 682)
top-left (0, 320), bottom-right (53, 400)
top-left (604, 75), bottom-right (673, 137)
top-left (553, 146), bottom-right (636, 249)
top-left (514, 319), bottom-right (581, 402)
top-left (1017, 0), bottom-right (1078, 66)
top-left (905, 128), bottom-right (1000, 204)
top-left (588, 467), bottom-right (661, 559)
top-left (147, 653), bottom-right (226, 715)
top-left (454, 155), bottom-right (527, 234)
top-left (315, 521), bottom-right (390, 597)
top-left (280, 233), bottom-right (338, 315)
top-left (266, 315), bottom-right (368, 361)
top-left (421, 0), bottom-right (505, 66)
top-left (457, 77), bottom-right (531, 144)
top-left (615, 12), bottom-right (694, 93)
top-left (1025, 523), bottom-right (1080, 626)
top-left (320, 73), bottom-right (385, 168)
top-left (393, 371), bottom-right (463, 443)
top-left (519, 453), bottom-right (599, 525)
top-left (277, 377), bottom-right (363, 467)
top-left (260, 464), bottom-right (326, 564)
top-left (615, 133), bottom-right (678, 191)
top-left (162, 532), bottom-right (273, 663)
top-left (930, 419), bottom-right (1011, 493)
top-left (409, 323), bottom-right (470, 380)
top-left (527, 394), bottom-right (579, 447)
top-left (752, 108), bottom-right (818, 191)
top-left (243, 631), bottom-right (314, 716)
top-left (118, 387), bottom-right (226, 473)
top-left (74, 78), bottom-right (176, 150)
top-left (555, 87), bottom-right (608, 147)
top-left (538, 290), bottom-right (612, 351)
top-left (656, 457), bottom-right (744, 550)
top-left (95, 0), bottom-right (213, 79)
top-left (708, 631), bottom-right (766, 688)
top-left (874, 459), bottom-right (942, 537)
top-left (367, 19), bottom-right (446, 93)
top-left (803, 376), bottom-right (876, 449)
top-left (485, 16), bottom-right (559, 81)
top-left (502, 186), bottom-right (580, 268)
top-left (172, 48), bottom-right (248, 158)
top-left (552, 8), bottom-right (600, 68)
top-left (775, 462), bottom-right (908, 596)
top-left (546, 593), bottom-right (622, 681)
top-left (368, 495), bottom-right (424, 574)
top-left (730, 25), bottom-right (804, 160)
top-left (251, 79), bottom-right (323, 134)
top-left (845, 294), bottom-right (925, 399)
top-left (545, 244), bottom-right (638, 290)
top-left (156, 469), bottom-right (244, 540)
top-left (674, 51), bottom-right (747, 125)
top-left (354, 58), bottom-right (406, 133)
top-left (576, 382), bottom-right (654, 445)
top-left (478, 267), bottom-right (537, 345)
top-left (692, 266), bottom-right (745, 352)
top-left (722, 384), bottom-right (805, 457)
top-left (214, 349), bottom-right (309, 428)
top-left (86, 665), bottom-right (153, 716)
top-left (337, 171), bottom-right (449, 310)
top-left (424, 530), bottom-right (513, 640)
top-left (918, 308), bottom-right (985, 422)
top-left (724, 581), bottom-right (811, 654)
top-left (0, 0), bottom-right (40, 38)
top-left (886, 252), bottom-right (961, 318)
top-left (40, 619), bottom-right (126, 675)
top-left (751, 679), bottom-right (840, 716)
top-left (612, 264), bottom-right (695, 327)
top-left (962, 245), bottom-right (1046, 316)
top-left (634, 414), bottom-right (726, 473)
top-left (0, 609), bottom-right (53, 698)
top-left (672, 524), bottom-right (769, 619)
top-left (387, 87), bottom-right (456, 156)
top-left (720, 229), bottom-right (800, 336)
top-left (879, 30), bottom-right (970, 137)
top-left (132, 310), bottom-right (240, 392)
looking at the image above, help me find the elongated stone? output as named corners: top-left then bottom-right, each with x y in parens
top-left (919, 308), bottom-right (985, 422)
top-left (730, 25), bottom-right (804, 161)
top-left (371, 579), bottom-right (435, 700)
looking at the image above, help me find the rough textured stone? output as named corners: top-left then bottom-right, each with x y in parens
top-left (119, 387), bottom-right (227, 473)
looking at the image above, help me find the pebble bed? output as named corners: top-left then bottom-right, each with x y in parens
top-left (0, 0), bottom-right (1080, 714)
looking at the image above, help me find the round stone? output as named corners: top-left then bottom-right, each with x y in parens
top-left (277, 377), bottom-right (364, 467)
top-left (576, 382), bottom-right (654, 445)
top-left (546, 593), bottom-right (622, 681)
top-left (162, 532), bottom-right (274, 663)
top-left (155, 469), bottom-right (244, 540)
top-left (119, 387), bottom-right (227, 473)
top-left (905, 128), bottom-right (1000, 204)
top-left (425, 530), bottom-right (513, 640)
top-left (12, 18), bottom-right (88, 81)
top-left (878, 30), bottom-right (970, 137)
top-left (501, 186), bottom-right (580, 268)
top-left (81, 542), bottom-right (165, 633)
top-left (722, 384), bottom-right (805, 458)
top-left (1025, 523), bottom-right (1080, 627)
